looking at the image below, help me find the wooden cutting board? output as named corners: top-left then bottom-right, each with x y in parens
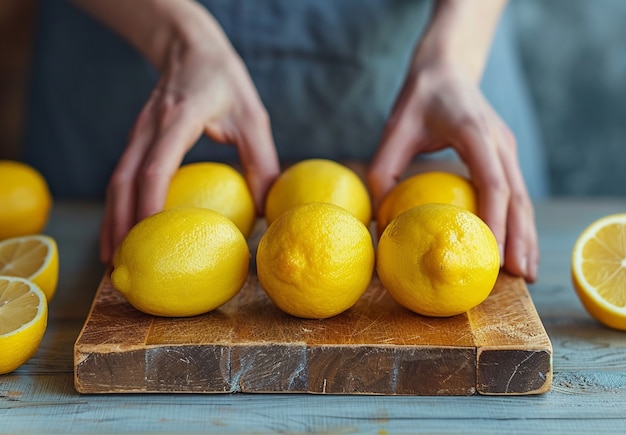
top-left (74, 221), bottom-right (552, 396)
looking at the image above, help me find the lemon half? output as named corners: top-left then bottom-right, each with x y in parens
top-left (0, 235), bottom-right (59, 302)
top-left (0, 276), bottom-right (48, 374)
top-left (571, 213), bottom-right (626, 330)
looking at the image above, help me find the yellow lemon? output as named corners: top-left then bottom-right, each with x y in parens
top-left (111, 207), bottom-right (250, 317)
top-left (264, 159), bottom-right (371, 226)
top-left (377, 203), bottom-right (500, 317)
top-left (0, 235), bottom-right (59, 302)
top-left (164, 162), bottom-right (256, 237)
top-left (571, 213), bottom-right (626, 331)
top-left (257, 202), bottom-right (375, 319)
top-left (0, 160), bottom-right (52, 240)
top-left (376, 171), bottom-right (477, 236)
top-left (0, 276), bottom-right (48, 375)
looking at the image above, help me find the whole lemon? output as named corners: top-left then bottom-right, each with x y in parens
top-left (257, 202), bottom-right (375, 319)
top-left (264, 159), bottom-right (371, 226)
top-left (111, 207), bottom-right (250, 317)
top-left (377, 203), bottom-right (499, 317)
top-left (164, 162), bottom-right (256, 237)
top-left (0, 160), bottom-right (52, 240)
top-left (376, 171), bottom-right (477, 236)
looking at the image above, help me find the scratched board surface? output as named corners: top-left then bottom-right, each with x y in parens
top-left (74, 222), bottom-right (552, 396)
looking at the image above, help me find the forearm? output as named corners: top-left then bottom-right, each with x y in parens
top-left (413, 0), bottom-right (508, 83)
top-left (71, 0), bottom-right (231, 71)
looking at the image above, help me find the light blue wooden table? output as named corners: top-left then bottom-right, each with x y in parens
top-left (2, 199), bottom-right (626, 434)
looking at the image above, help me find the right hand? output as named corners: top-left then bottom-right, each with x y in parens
top-left (367, 61), bottom-right (538, 283)
top-left (99, 21), bottom-right (280, 265)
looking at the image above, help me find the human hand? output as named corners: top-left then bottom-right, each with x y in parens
top-left (90, 2), bottom-right (280, 264)
top-left (367, 61), bottom-right (538, 283)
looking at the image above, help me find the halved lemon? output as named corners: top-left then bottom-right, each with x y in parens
top-left (571, 213), bottom-right (626, 330)
top-left (0, 276), bottom-right (48, 374)
top-left (0, 235), bottom-right (59, 302)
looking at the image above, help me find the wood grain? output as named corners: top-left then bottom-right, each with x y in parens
top-left (469, 275), bottom-right (553, 394)
top-left (10, 200), bottom-right (626, 434)
top-left (74, 221), bottom-right (552, 396)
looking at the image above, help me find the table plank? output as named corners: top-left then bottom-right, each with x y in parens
top-left (4, 199), bottom-right (626, 434)
top-left (2, 372), bottom-right (626, 434)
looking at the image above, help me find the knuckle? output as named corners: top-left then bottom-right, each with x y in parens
top-left (365, 169), bottom-right (381, 189)
top-left (138, 162), bottom-right (168, 183)
top-left (108, 170), bottom-right (133, 192)
top-left (157, 100), bottom-right (182, 123)
top-left (455, 113), bottom-right (488, 136)
top-left (511, 190), bottom-right (534, 217)
top-left (243, 103), bottom-right (271, 130)
top-left (483, 175), bottom-right (511, 200)
top-left (500, 125), bottom-right (518, 152)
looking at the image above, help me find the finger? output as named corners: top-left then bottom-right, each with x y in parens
top-left (497, 125), bottom-right (539, 281)
top-left (99, 195), bottom-right (114, 265)
top-left (99, 99), bottom-right (159, 264)
top-left (233, 110), bottom-right (280, 215)
top-left (504, 197), bottom-right (538, 282)
top-left (453, 120), bottom-right (510, 266)
top-left (134, 105), bottom-right (205, 222)
top-left (367, 114), bottom-right (423, 210)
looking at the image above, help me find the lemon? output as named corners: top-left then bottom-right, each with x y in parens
top-left (0, 276), bottom-right (48, 374)
top-left (0, 235), bottom-right (59, 302)
top-left (264, 159), bottom-right (371, 226)
top-left (377, 203), bottom-right (500, 317)
top-left (0, 160), bottom-right (52, 240)
top-left (571, 213), bottom-right (626, 331)
top-left (257, 202), bottom-right (375, 319)
top-left (376, 171), bottom-right (477, 236)
top-left (111, 207), bottom-right (250, 317)
top-left (164, 162), bottom-right (256, 237)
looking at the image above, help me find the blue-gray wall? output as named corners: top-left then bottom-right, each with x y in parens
top-left (513, 0), bottom-right (626, 196)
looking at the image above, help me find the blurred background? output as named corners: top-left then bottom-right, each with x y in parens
top-left (512, 0), bottom-right (626, 197)
top-left (0, 0), bottom-right (35, 163)
top-left (1, 0), bottom-right (625, 197)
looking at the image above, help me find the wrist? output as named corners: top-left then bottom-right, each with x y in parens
top-left (72, 0), bottom-right (233, 72)
top-left (411, 0), bottom-right (507, 83)
top-left (135, 1), bottom-right (233, 71)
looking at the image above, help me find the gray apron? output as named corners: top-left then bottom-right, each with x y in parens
top-left (23, 0), bottom-right (548, 199)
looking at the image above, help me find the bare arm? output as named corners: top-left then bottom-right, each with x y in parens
top-left (412, 0), bottom-right (508, 83)
top-left (368, 0), bottom-right (539, 282)
top-left (71, 0), bottom-right (227, 70)
top-left (72, 0), bottom-right (280, 264)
